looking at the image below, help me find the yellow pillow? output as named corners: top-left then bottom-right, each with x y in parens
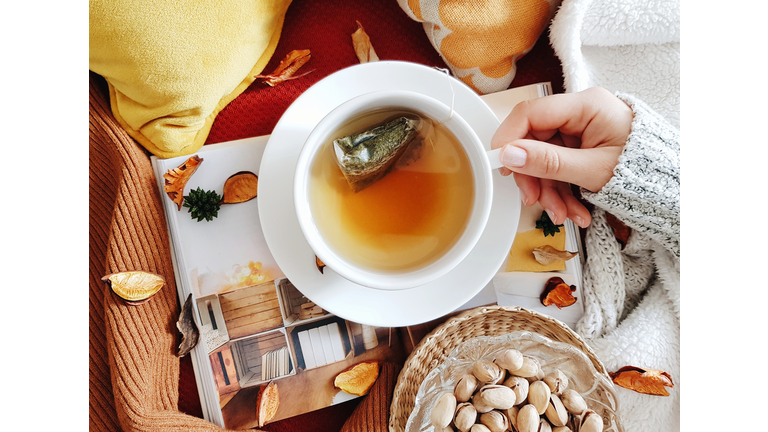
top-left (397, 0), bottom-right (560, 94)
top-left (89, 0), bottom-right (293, 158)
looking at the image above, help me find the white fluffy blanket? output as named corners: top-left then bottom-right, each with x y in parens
top-left (550, 0), bottom-right (680, 128)
top-left (549, 1), bottom-right (681, 431)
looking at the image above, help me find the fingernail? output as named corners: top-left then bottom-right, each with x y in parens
top-left (546, 209), bottom-right (557, 224)
top-left (571, 215), bottom-right (586, 228)
top-left (500, 145), bottom-right (527, 168)
top-left (519, 189), bottom-right (528, 205)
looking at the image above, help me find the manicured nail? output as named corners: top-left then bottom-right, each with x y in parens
top-left (546, 209), bottom-right (557, 224)
top-left (571, 215), bottom-right (586, 228)
top-left (519, 189), bottom-right (528, 205)
top-left (500, 145), bottom-right (527, 168)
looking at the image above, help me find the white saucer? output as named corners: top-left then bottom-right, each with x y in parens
top-left (258, 61), bottom-right (520, 327)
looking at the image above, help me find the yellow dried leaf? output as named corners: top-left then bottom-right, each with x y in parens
top-left (334, 361), bottom-right (380, 396)
top-left (352, 21), bottom-right (379, 63)
top-left (532, 245), bottom-right (578, 266)
top-left (257, 381), bottom-right (280, 427)
top-left (102, 271), bottom-right (165, 304)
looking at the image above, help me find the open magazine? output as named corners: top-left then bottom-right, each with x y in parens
top-left (150, 82), bottom-right (583, 429)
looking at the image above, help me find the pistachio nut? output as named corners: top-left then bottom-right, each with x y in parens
top-left (479, 410), bottom-right (509, 432)
top-left (560, 389), bottom-right (587, 416)
top-left (470, 424), bottom-right (492, 432)
top-left (528, 381), bottom-right (551, 415)
top-left (544, 394), bottom-right (568, 427)
top-left (494, 348), bottom-right (524, 373)
top-left (473, 360), bottom-right (504, 384)
top-left (431, 392), bottom-right (457, 428)
top-left (454, 402), bottom-right (478, 432)
top-left (511, 356), bottom-right (541, 378)
top-left (503, 375), bottom-right (529, 406)
top-left (579, 410), bottom-right (604, 432)
top-left (472, 385), bottom-right (517, 413)
top-left (538, 419), bottom-right (553, 432)
top-left (543, 370), bottom-right (569, 395)
top-left (505, 406), bottom-right (519, 430)
top-left (515, 404), bottom-right (539, 432)
top-left (552, 427), bottom-right (572, 432)
top-left (455, 374), bottom-right (480, 403)
top-left (527, 367), bottom-right (545, 384)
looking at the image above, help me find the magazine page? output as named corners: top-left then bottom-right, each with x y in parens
top-left (151, 82), bottom-right (583, 428)
top-left (152, 137), bottom-right (409, 429)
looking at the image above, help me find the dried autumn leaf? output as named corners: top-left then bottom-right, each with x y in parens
top-left (351, 20), bottom-right (379, 63)
top-left (532, 245), bottom-right (578, 266)
top-left (334, 361), bottom-right (380, 396)
top-left (316, 256), bottom-right (326, 274)
top-left (540, 277), bottom-right (577, 309)
top-left (255, 49), bottom-right (313, 87)
top-left (221, 171), bottom-right (259, 204)
top-left (257, 381), bottom-right (280, 427)
top-left (163, 155), bottom-right (203, 210)
top-left (101, 271), bottom-right (166, 305)
top-left (609, 366), bottom-right (674, 396)
top-left (176, 293), bottom-right (199, 357)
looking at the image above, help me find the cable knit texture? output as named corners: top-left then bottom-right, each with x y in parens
top-left (575, 93), bottom-right (680, 432)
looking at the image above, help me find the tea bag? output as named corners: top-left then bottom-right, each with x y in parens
top-left (332, 116), bottom-right (422, 192)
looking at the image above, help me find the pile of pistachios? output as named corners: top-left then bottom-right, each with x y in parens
top-left (429, 348), bottom-right (604, 432)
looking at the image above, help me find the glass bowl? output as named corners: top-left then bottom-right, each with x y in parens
top-left (404, 331), bottom-right (622, 432)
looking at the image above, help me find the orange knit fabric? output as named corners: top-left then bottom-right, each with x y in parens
top-left (88, 72), bottom-right (245, 432)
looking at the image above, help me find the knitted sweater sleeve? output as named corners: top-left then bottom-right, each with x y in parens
top-left (580, 93), bottom-right (680, 257)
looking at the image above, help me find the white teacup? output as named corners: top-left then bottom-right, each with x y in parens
top-left (293, 90), bottom-right (501, 290)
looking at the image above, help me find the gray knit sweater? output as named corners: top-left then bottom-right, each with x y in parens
top-left (574, 93), bottom-right (680, 432)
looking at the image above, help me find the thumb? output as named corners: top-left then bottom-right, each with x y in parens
top-left (498, 140), bottom-right (618, 192)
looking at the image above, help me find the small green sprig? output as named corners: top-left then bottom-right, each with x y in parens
top-left (183, 187), bottom-right (223, 222)
top-left (535, 211), bottom-right (564, 237)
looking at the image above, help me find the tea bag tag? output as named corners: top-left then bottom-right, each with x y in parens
top-left (486, 148), bottom-right (504, 170)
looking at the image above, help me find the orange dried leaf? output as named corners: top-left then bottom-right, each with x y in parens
top-left (351, 21), bottom-right (379, 63)
top-left (540, 277), bottom-right (577, 309)
top-left (316, 256), bottom-right (326, 274)
top-left (256, 381), bottom-right (280, 427)
top-left (255, 49), bottom-right (313, 87)
top-left (101, 271), bottom-right (166, 305)
top-left (163, 155), bottom-right (203, 210)
top-left (221, 171), bottom-right (258, 204)
top-left (334, 361), bottom-right (380, 396)
top-left (610, 366), bottom-right (674, 396)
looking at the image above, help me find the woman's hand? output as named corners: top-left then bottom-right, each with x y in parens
top-left (491, 87), bottom-right (633, 228)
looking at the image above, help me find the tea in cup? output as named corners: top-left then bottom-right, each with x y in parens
top-left (294, 90), bottom-right (500, 290)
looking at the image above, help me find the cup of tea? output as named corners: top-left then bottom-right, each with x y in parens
top-left (293, 90), bottom-right (502, 290)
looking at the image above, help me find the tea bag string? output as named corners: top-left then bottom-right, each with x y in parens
top-left (433, 67), bottom-right (455, 124)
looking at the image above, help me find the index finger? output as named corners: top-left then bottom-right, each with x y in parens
top-left (490, 91), bottom-right (597, 150)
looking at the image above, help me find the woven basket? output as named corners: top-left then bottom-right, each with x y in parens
top-left (388, 305), bottom-right (609, 432)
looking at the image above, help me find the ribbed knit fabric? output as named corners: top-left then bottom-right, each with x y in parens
top-left (89, 72), bottom-right (238, 432)
top-left (340, 363), bottom-right (401, 432)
